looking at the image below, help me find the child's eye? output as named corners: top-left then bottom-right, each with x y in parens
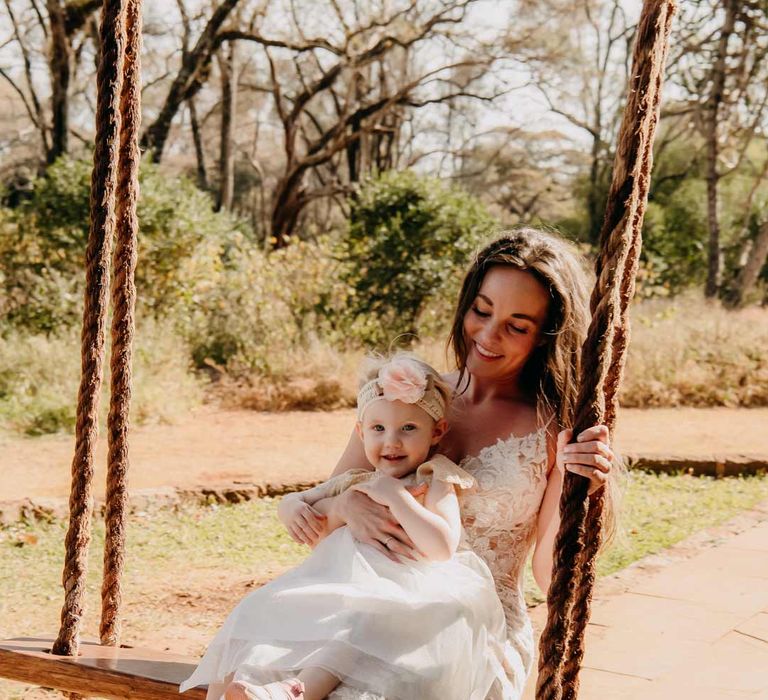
top-left (372, 424), bottom-right (385, 431)
top-left (472, 306), bottom-right (490, 318)
top-left (402, 424), bottom-right (417, 432)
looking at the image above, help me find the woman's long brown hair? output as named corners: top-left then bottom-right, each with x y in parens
top-left (448, 228), bottom-right (591, 430)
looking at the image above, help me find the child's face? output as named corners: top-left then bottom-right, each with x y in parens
top-left (356, 400), bottom-right (447, 478)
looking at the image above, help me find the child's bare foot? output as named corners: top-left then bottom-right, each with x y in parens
top-left (224, 678), bottom-right (304, 700)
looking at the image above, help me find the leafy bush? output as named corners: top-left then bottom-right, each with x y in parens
top-left (181, 234), bottom-right (350, 373)
top-left (0, 156), bottom-right (242, 333)
top-left (341, 171), bottom-right (495, 345)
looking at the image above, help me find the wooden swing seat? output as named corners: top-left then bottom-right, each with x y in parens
top-left (0, 635), bottom-right (206, 699)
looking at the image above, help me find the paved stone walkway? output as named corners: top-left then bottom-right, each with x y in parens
top-left (523, 502), bottom-right (768, 699)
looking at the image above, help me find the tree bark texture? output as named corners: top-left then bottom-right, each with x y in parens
top-left (47, 0), bottom-right (72, 164)
top-left (187, 96), bottom-right (208, 189)
top-left (216, 42), bottom-right (237, 212)
top-left (140, 0), bottom-right (241, 162)
top-left (730, 221), bottom-right (768, 306)
top-left (704, 0), bottom-right (736, 298)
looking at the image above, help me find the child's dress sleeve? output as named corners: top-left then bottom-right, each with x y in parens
top-left (415, 454), bottom-right (476, 492)
top-left (309, 469), bottom-right (376, 500)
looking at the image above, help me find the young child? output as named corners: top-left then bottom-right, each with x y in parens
top-left (179, 354), bottom-right (513, 700)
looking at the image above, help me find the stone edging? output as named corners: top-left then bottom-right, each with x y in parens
top-left (0, 480), bottom-right (323, 526)
top-left (623, 453), bottom-right (767, 477)
top-left (1, 453), bottom-right (767, 526)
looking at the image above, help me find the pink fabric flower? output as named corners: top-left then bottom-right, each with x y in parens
top-left (378, 357), bottom-right (428, 404)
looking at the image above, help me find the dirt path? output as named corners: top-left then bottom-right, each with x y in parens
top-left (1, 407), bottom-right (767, 503)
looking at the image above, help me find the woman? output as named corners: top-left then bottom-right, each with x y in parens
top-left (280, 228), bottom-right (617, 699)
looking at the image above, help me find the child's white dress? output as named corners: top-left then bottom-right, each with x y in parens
top-left (179, 455), bottom-right (515, 700)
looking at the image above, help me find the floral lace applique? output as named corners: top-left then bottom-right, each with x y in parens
top-left (459, 427), bottom-right (550, 651)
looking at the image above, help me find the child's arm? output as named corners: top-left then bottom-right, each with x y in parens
top-left (352, 476), bottom-right (461, 562)
top-left (277, 472), bottom-right (369, 546)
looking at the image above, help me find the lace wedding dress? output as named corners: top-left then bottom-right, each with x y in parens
top-left (328, 426), bottom-right (550, 700)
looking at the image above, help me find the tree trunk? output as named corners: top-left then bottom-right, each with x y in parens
top-left (187, 96), bottom-right (208, 189)
top-left (728, 221), bottom-right (768, 307)
top-left (47, 0), bottom-right (71, 164)
top-left (140, 0), bottom-right (241, 162)
top-left (270, 167), bottom-right (307, 248)
top-left (704, 0), bottom-right (736, 298)
top-left (216, 42), bottom-right (237, 212)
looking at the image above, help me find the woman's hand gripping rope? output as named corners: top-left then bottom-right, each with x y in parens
top-left (557, 424), bottom-right (614, 494)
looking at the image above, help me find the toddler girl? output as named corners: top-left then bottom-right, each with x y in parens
top-left (179, 354), bottom-right (513, 700)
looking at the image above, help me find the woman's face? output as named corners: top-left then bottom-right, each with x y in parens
top-left (462, 266), bottom-right (551, 384)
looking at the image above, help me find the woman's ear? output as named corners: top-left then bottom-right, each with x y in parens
top-left (431, 418), bottom-right (449, 445)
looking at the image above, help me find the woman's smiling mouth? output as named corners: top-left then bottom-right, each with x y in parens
top-left (474, 342), bottom-right (503, 360)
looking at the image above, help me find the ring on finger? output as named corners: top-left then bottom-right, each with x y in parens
top-left (383, 536), bottom-right (395, 549)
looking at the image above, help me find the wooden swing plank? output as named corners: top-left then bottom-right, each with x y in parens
top-left (0, 636), bottom-right (207, 699)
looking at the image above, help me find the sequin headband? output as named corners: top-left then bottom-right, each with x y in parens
top-left (356, 359), bottom-right (446, 422)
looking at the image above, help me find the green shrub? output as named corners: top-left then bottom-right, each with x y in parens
top-left (340, 171), bottom-right (495, 345)
top-left (181, 233), bottom-right (350, 373)
top-left (0, 156), bottom-right (242, 333)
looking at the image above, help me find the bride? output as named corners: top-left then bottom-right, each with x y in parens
top-left (283, 229), bottom-right (618, 699)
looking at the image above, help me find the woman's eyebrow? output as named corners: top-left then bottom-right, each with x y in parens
top-left (477, 294), bottom-right (538, 322)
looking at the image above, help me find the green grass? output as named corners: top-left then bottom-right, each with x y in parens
top-left (2, 473), bottom-right (768, 697)
top-left (523, 470), bottom-right (768, 603)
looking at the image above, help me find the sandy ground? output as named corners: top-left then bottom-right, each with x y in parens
top-left (1, 406), bottom-right (767, 503)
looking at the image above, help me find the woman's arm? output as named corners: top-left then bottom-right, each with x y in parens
top-left (532, 425), bottom-right (614, 594)
top-left (531, 432), bottom-right (562, 593)
top-left (353, 477), bottom-right (461, 562)
top-left (282, 428), bottom-right (421, 562)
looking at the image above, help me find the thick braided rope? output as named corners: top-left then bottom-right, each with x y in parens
top-left (560, 7), bottom-right (675, 692)
top-left (52, 0), bottom-right (126, 658)
top-left (100, 0), bottom-right (142, 647)
top-left (535, 3), bottom-right (676, 698)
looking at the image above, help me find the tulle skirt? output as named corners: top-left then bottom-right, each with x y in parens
top-left (179, 527), bottom-right (517, 700)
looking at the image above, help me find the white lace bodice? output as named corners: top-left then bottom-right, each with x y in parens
top-left (458, 426), bottom-right (550, 670)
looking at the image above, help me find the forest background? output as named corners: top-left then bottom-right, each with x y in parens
top-left (1, 0), bottom-right (767, 437)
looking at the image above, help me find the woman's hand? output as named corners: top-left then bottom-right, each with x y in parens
top-left (557, 425), bottom-right (613, 495)
top-left (277, 495), bottom-right (328, 547)
top-left (333, 484), bottom-right (427, 563)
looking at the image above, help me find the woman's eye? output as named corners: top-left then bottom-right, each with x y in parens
top-left (508, 324), bottom-right (528, 335)
top-left (473, 306), bottom-right (490, 318)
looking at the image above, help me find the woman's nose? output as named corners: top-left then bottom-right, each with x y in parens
top-left (478, 322), bottom-right (501, 344)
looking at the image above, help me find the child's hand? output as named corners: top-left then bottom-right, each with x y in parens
top-left (352, 475), bottom-right (407, 507)
top-left (277, 495), bottom-right (327, 547)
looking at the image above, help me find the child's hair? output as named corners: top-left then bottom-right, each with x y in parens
top-left (358, 352), bottom-right (453, 421)
top-left (447, 228), bottom-right (590, 430)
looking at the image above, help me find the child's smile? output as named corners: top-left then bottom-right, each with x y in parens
top-left (357, 399), bottom-right (445, 478)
